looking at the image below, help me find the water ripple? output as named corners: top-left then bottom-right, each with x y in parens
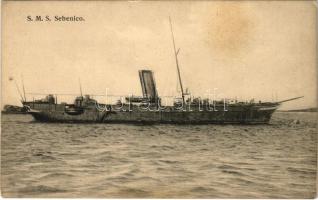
top-left (1, 112), bottom-right (317, 198)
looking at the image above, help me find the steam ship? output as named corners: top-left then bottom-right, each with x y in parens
top-left (22, 69), bottom-right (301, 124)
top-left (21, 18), bottom-right (302, 124)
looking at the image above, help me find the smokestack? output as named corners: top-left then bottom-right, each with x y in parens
top-left (139, 70), bottom-right (158, 102)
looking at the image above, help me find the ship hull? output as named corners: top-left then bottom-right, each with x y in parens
top-left (27, 105), bottom-right (278, 124)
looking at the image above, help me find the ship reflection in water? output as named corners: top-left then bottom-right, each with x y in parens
top-left (1, 112), bottom-right (316, 198)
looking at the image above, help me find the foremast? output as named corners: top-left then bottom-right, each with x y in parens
top-left (169, 17), bottom-right (185, 105)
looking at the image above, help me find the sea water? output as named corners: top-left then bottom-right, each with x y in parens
top-left (1, 112), bottom-right (317, 198)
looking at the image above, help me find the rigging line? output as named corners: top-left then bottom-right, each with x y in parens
top-left (21, 74), bottom-right (26, 102)
top-left (79, 78), bottom-right (83, 96)
top-left (14, 80), bottom-right (24, 102)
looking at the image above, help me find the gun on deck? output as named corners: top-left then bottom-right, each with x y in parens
top-left (276, 96), bottom-right (304, 104)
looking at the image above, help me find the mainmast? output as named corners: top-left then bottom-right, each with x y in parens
top-left (169, 17), bottom-right (185, 105)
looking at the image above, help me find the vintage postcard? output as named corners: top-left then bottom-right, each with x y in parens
top-left (1, 0), bottom-right (317, 198)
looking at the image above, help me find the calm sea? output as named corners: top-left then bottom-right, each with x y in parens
top-left (1, 112), bottom-right (317, 198)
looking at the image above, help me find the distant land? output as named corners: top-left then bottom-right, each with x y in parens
top-left (279, 107), bottom-right (318, 112)
top-left (1, 105), bottom-right (26, 114)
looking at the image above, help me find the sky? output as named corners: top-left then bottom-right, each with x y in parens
top-left (2, 1), bottom-right (317, 110)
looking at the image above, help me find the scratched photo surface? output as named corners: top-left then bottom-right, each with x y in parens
top-left (1, 1), bottom-right (317, 198)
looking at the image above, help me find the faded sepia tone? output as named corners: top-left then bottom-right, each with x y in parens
top-left (1, 0), bottom-right (317, 198)
top-left (2, 1), bottom-right (317, 109)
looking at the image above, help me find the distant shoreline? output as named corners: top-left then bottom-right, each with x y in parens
top-left (1, 105), bottom-right (26, 114)
top-left (278, 108), bottom-right (317, 112)
top-left (1, 111), bottom-right (27, 115)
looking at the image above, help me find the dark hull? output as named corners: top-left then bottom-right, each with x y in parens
top-left (27, 105), bottom-right (278, 124)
